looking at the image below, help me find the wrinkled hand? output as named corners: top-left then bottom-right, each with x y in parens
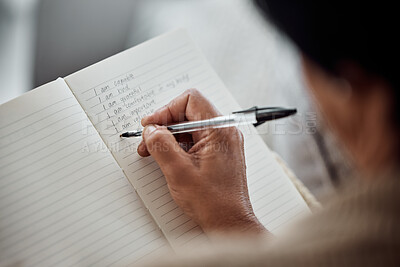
top-left (137, 89), bottom-right (265, 234)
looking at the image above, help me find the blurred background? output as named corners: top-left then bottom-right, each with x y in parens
top-left (0, 0), bottom-right (352, 200)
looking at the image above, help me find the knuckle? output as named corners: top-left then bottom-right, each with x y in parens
top-left (186, 88), bottom-right (200, 95)
top-left (187, 89), bottom-right (206, 104)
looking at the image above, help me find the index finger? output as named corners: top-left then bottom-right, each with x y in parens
top-left (141, 88), bottom-right (220, 126)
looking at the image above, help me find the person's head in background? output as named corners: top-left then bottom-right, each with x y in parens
top-left (255, 0), bottom-right (399, 177)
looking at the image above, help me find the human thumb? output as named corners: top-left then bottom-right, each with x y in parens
top-left (142, 125), bottom-right (188, 171)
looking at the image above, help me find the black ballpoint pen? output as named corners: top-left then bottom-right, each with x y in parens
top-left (120, 106), bottom-right (296, 138)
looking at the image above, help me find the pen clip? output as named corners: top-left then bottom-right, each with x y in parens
top-left (233, 106), bottom-right (285, 113)
top-left (233, 106), bottom-right (285, 127)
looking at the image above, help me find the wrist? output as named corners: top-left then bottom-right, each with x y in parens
top-left (199, 203), bottom-right (266, 235)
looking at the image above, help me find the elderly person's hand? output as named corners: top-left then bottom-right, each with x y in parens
top-left (137, 89), bottom-right (265, 234)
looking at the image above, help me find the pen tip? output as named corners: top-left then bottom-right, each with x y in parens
top-left (120, 132), bottom-right (132, 138)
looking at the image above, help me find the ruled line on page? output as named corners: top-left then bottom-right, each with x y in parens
top-left (4, 184), bottom-right (136, 260)
top-left (0, 103), bottom-right (79, 140)
top-left (0, 177), bottom-right (128, 248)
top-left (0, 162), bottom-right (117, 219)
top-left (86, 49), bottom-right (194, 103)
top-left (90, 64), bottom-right (203, 121)
top-left (0, 135), bottom-right (99, 190)
top-left (0, 131), bottom-right (98, 178)
top-left (88, 55), bottom-right (198, 110)
top-left (31, 206), bottom-right (145, 266)
top-left (81, 43), bottom-right (190, 94)
top-left (0, 111), bottom-right (84, 156)
top-left (81, 228), bottom-right (160, 267)
top-left (27, 199), bottom-right (141, 266)
top-left (107, 240), bottom-right (167, 267)
top-left (0, 79), bottom-right (167, 265)
top-left (0, 97), bottom-right (74, 131)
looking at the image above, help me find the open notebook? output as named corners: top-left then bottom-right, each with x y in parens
top-left (0, 29), bottom-right (309, 266)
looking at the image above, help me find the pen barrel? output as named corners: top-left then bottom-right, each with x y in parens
top-left (120, 107), bottom-right (297, 137)
top-left (168, 113), bottom-right (257, 134)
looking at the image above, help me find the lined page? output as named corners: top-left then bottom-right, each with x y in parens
top-left (65, 29), bottom-right (310, 249)
top-left (0, 79), bottom-right (168, 266)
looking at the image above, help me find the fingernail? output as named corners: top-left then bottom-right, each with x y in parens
top-left (143, 125), bottom-right (156, 137)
